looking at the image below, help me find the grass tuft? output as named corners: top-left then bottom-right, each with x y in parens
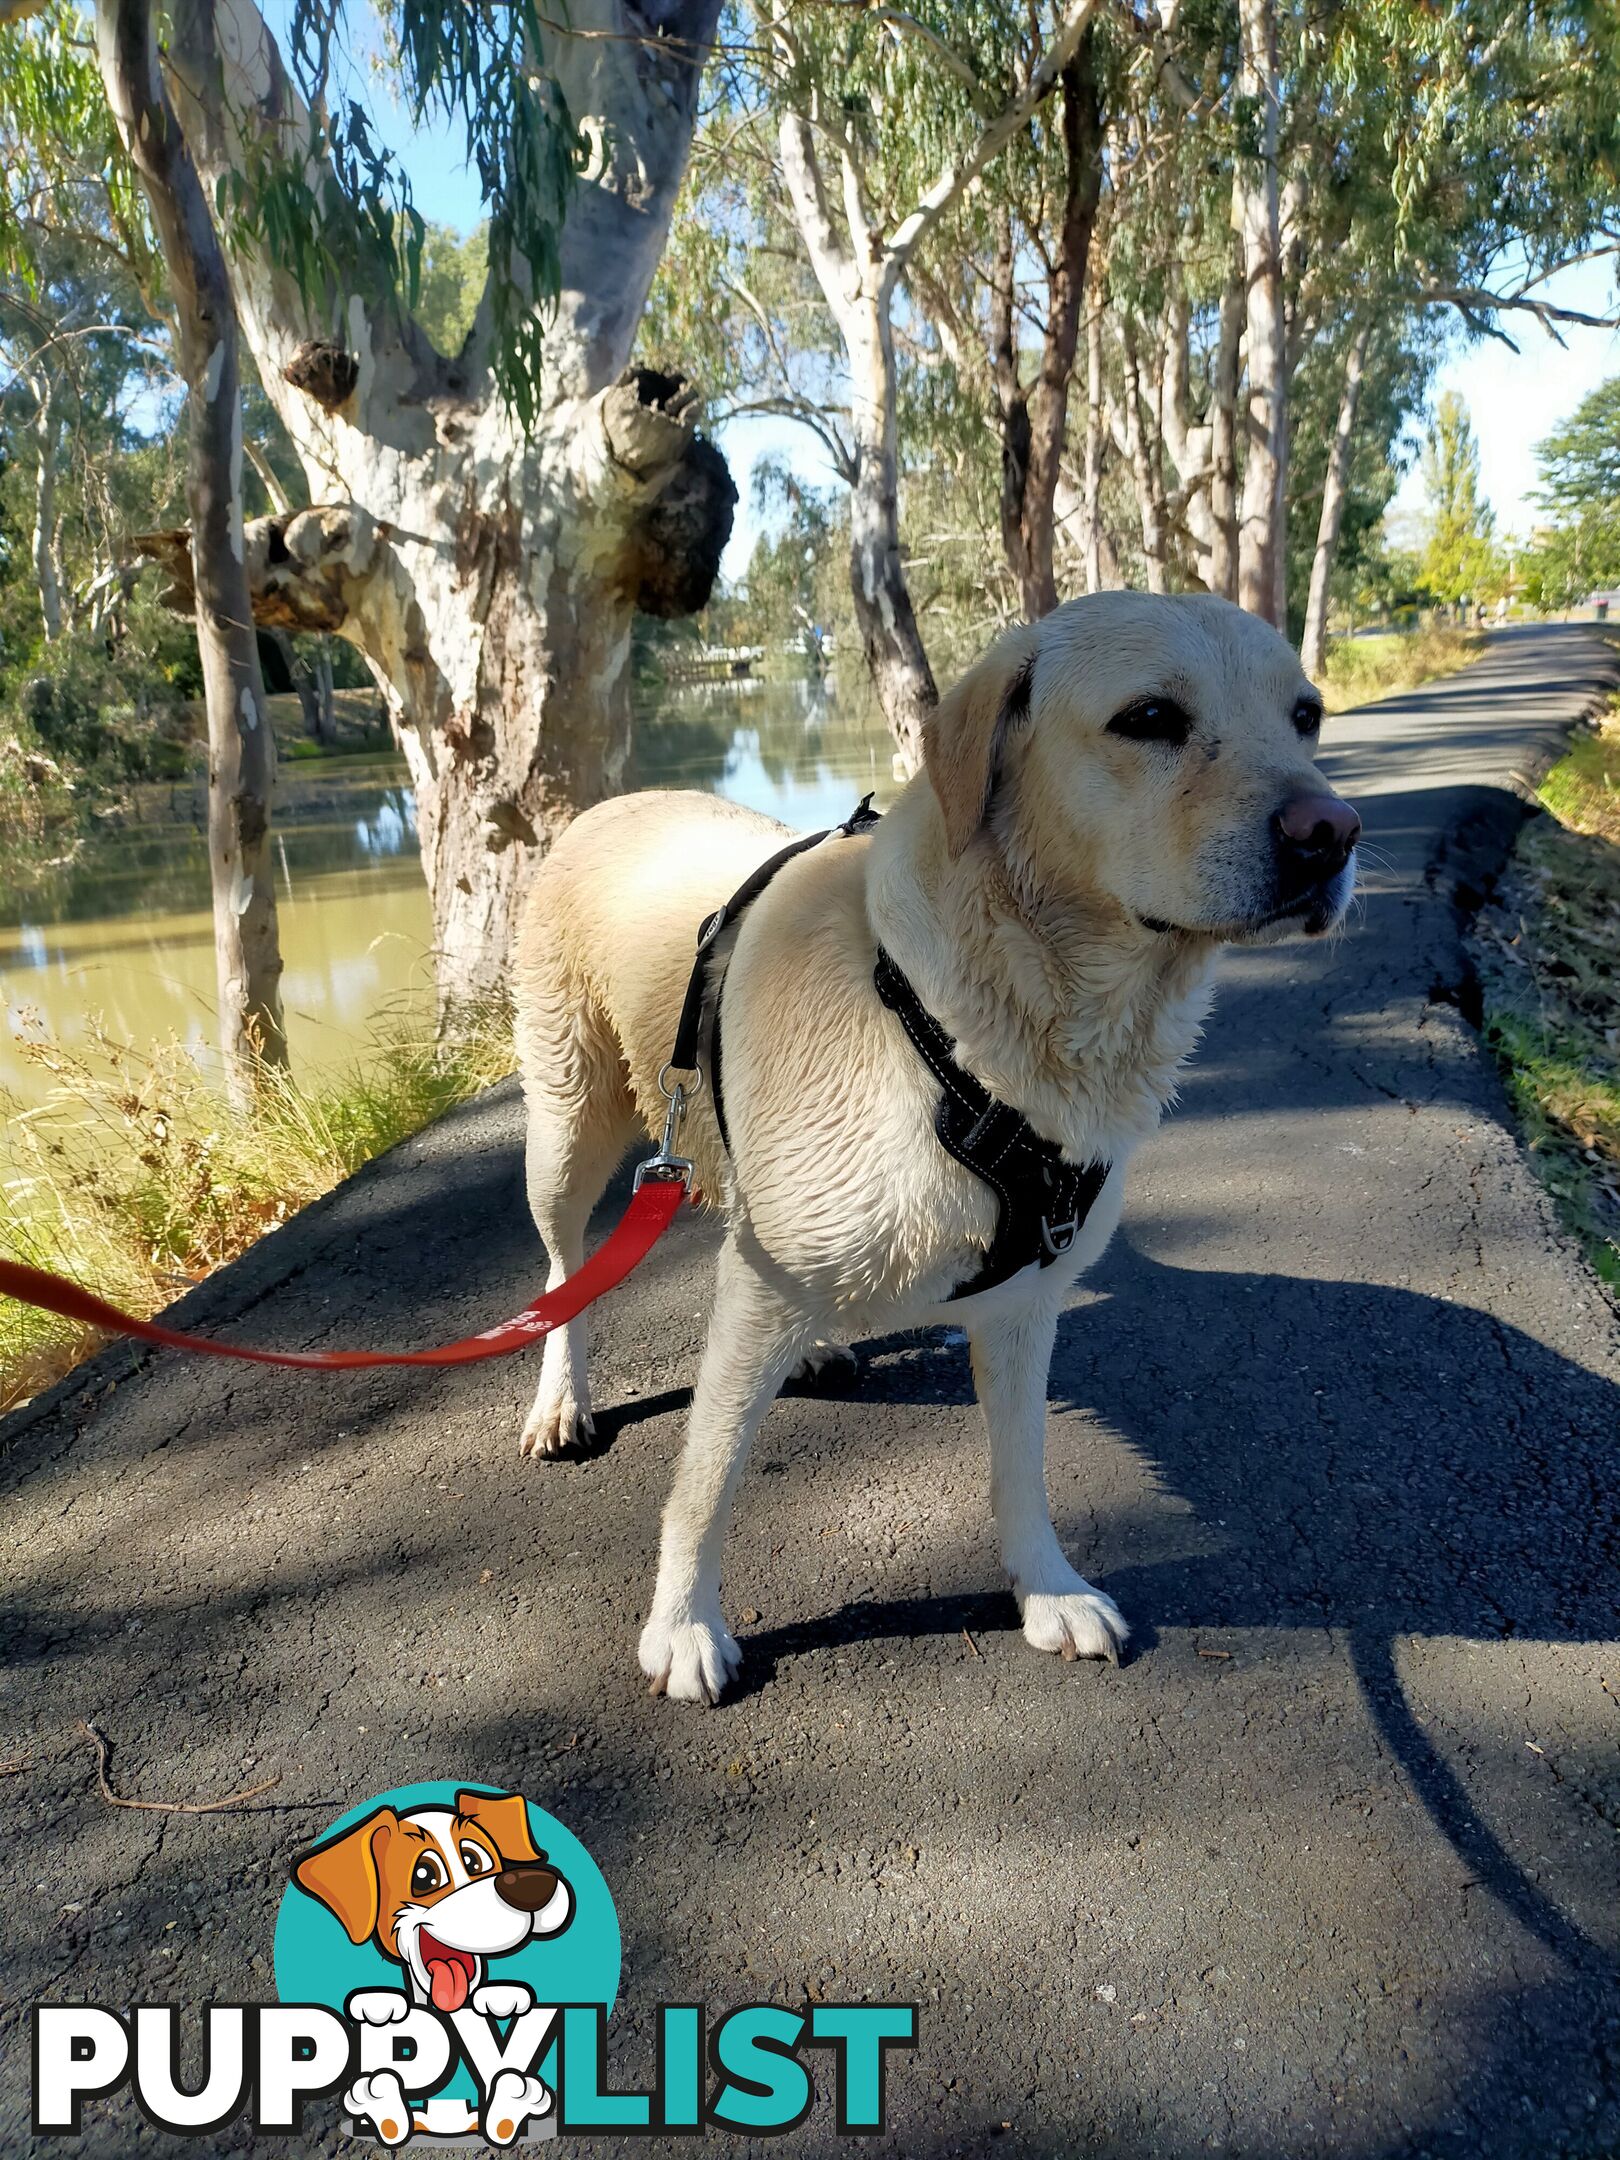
top-left (1319, 627), bottom-right (1483, 714)
top-left (1474, 695), bottom-right (1620, 1299)
top-left (0, 1002), bottom-right (514, 1412)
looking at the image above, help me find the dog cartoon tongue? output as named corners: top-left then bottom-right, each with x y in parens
top-left (421, 1938), bottom-right (473, 2012)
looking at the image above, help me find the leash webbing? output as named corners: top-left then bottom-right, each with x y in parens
top-left (0, 1173), bottom-right (686, 1372)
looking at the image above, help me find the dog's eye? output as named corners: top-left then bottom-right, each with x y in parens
top-left (1107, 696), bottom-right (1192, 746)
top-left (410, 1854), bottom-right (446, 1898)
top-left (459, 1842), bottom-right (492, 1876)
top-left (1292, 696), bottom-right (1324, 737)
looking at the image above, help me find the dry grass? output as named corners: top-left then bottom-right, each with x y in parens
top-left (1474, 698), bottom-right (1620, 1298)
top-left (0, 1003), bottom-right (515, 1412)
top-left (1319, 627), bottom-right (1483, 714)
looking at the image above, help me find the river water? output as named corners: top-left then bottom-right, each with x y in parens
top-left (0, 676), bottom-right (896, 1109)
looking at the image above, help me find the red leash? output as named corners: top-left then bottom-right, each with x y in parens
top-left (0, 1171), bottom-right (688, 1373)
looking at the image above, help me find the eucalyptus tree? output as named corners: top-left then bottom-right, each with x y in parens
top-left (0, 0), bottom-right (291, 1099)
top-left (8, 0), bottom-right (731, 1008)
top-left (758, 0), bottom-right (1103, 767)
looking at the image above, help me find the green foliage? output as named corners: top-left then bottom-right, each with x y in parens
top-left (1521, 374), bottom-right (1620, 607)
top-left (2, 592), bottom-right (202, 778)
top-left (1476, 703), bottom-right (1620, 1299)
top-left (1536, 377), bottom-right (1620, 510)
top-left (1418, 392), bottom-right (1507, 605)
top-left (0, 1), bottom-right (159, 302)
top-left (416, 221), bottom-right (489, 356)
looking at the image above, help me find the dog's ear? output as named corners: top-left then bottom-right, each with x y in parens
top-left (923, 627), bottom-right (1039, 859)
top-left (455, 1788), bottom-right (540, 1865)
top-left (293, 1807), bottom-right (397, 1944)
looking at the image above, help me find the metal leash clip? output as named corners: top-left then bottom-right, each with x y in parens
top-left (634, 1060), bottom-right (699, 1191)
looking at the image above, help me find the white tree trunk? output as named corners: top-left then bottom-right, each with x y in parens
top-left (162, 0), bottom-right (729, 1007)
top-left (1299, 323), bottom-right (1370, 680)
top-left (1233, 0), bottom-right (1287, 627)
top-left (98, 0), bottom-right (286, 1106)
top-left (30, 372), bottom-right (64, 643)
top-left (847, 299), bottom-right (937, 774)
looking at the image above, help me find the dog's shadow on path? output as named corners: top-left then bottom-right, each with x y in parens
top-left (711, 1236), bottom-right (1620, 1989)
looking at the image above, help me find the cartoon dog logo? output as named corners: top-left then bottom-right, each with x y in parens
top-left (293, 1788), bottom-right (573, 2146)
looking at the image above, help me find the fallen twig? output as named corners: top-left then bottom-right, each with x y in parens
top-left (1196, 1647), bottom-right (1233, 1661)
top-left (961, 1627), bottom-right (980, 1659)
top-left (79, 1720), bottom-right (281, 1814)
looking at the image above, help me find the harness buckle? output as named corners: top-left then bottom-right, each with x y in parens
top-left (1039, 1211), bottom-right (1080, 1258)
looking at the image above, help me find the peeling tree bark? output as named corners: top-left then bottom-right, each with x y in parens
top-left (1299, 322), bottom-right (1370, 680)
top-left (96, 0), bottom-right (286, 1106)
top-left (159, 0), bottom-right (730, 1006)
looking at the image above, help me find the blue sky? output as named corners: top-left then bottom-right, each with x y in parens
top-left (344, 38), bottom-right (1619, 575)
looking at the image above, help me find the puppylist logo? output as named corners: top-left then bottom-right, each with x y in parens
top-left (31, 1779), bottom-right (918, 2144)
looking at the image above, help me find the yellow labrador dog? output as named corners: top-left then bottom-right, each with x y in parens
top-left (513, 593), bottom-right (1359, 1704)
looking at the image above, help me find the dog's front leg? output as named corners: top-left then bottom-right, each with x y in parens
top-left (969, 1299), bottom-right (1128, 1665)
top-left (639, 1234), bottom-right (812, 1705)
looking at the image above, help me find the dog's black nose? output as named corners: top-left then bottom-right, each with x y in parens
top-left (1273, 791), bottom-right (1361, 887)
top-left (494, 1861), bottom-right (563, 1913)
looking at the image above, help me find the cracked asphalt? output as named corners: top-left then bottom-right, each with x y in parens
top-left (3, 623), bottom-right (1619, 2159)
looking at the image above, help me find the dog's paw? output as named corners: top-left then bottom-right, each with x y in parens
top-left (482, 2069), bottom-right (552, 2146)
top-left (519, 1388), bottom-right (595, 1459)
top-left (345, 2070), bottom-right (412, 2146)
top-left (786, 1340), bottom-right (859, 1389)
top-left (346, 1988), bottom-right (411, 2027)
top-left (1019, 1581), bottom-right (1129, 1665)
top-left (639, 1607), bottom-right (742, 1705)
top-left (471, 1980), bottom-right (534, 2021)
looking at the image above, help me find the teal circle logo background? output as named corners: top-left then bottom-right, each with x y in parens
top-left (273, 1782), bottom-right (620, 2104)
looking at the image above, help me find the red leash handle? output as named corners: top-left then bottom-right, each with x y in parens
top-left (0, 1173), bottom-right (687, 1372)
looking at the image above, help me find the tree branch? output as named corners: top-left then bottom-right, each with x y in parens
top-left (1417, 285), bottom-right (1620, 347)
top-left (883, 0), bottom-right (1105, 268)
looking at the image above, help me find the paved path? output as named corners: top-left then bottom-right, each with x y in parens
top-left (4, 625), bottom-right (1619, 2159)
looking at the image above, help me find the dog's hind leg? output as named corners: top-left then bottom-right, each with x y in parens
top-left (639, 1233), bottom-right (814, 1703)
top-left (969, 1300), bottom-right (1129, 1665)
top-left (517, 985), bottom-right (637, 1460)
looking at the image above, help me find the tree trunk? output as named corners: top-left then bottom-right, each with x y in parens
top-left (271, 626), bottom-right (337, 745)
top-left (30, 372), bottom-right (64, 643)
top-left (1019, 45), bottom-right (1102, 617)
top-left (161, 0), bottom-right (729, 1008)
top-left (1299, 323), bottom-right (1370, 679)
top-left (1118, 326), bottom-right (1167, 595)
top-left (1233, 0), bottom-right (1287, 627)
top-left (986, 44), bottom-right (1101, 620)
top-left (847, 297), bottom-right (937, 774)
top-left (990, 210), bottom-right (1032, 605)
top-left (1207, 256), bottom-right (1244, 603)
top-left (1083, 302), bottom-right (1106, 593)
top-left (96, 0), bottom-right (286, 1106)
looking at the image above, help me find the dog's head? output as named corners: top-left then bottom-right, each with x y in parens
top-left (923, 593), bottom-right (1359, 942)
top-left (293, 1788), bottom-right (573, 2012)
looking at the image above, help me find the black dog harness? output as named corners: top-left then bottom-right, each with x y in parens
top-left (665, 801), bottom-right (1111, 1299)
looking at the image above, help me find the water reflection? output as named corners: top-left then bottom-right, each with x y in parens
top-left (0, 674), bottom-right (896, 1107)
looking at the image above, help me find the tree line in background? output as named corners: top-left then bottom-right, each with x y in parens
top-left (0, 0), bottom-right (1615, 1101)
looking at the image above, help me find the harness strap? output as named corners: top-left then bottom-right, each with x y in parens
top-left (670, 795), bottom-right (881, 1149)
top-left (668, 794), bottom-right (1110, 1301)
top-left (873, 949), bottom-right (1111, 1299)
